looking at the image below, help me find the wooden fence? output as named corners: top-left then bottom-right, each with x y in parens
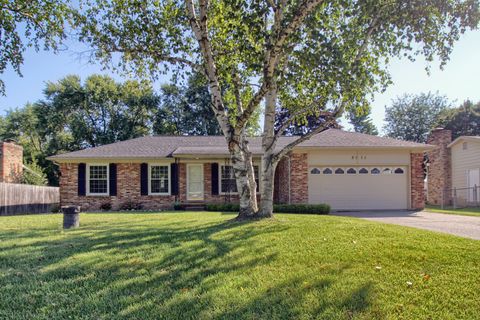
top-left (0, 182), bottom-right (60, 215)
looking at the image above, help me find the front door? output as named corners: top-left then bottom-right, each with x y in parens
top-left (187, 164), bottom-right (204, 201)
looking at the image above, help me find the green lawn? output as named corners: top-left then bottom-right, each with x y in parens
top-left (0, 212), bottom-right (479, 320)
top-left (425, 205), bottom-right (480, 217)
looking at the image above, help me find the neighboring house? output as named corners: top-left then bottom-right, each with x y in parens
top-left (427, 128), bottom-right (480, 206)
top-left (0, 141), bottom-right (23, 183)
top-left (47, 129), bottom-right (431, 211)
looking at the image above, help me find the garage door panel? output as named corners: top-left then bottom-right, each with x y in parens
top-left (308, 166), bottom-right (408, 210)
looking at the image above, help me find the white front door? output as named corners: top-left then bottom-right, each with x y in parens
top-left (187, 164), bottom-right (204, 201)
top-left (467, 169), bottom-right (480, 202)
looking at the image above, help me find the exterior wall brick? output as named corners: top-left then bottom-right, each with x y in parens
top-left (60, 163), bottom-right (175, 211)
top-left (410, 152), bottom-right (425, 210)
top-left (290, 153), bottom-right (308, 204)
top-left (274, 156), bottom-right (290, 204)
top-left (0, 142), bottom-right (23, 183)
top-left (426, 129), bottom-right (452, 205)
top-left (59, 161), bottom-right (247, 211)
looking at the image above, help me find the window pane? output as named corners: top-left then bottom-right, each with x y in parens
top-left (335, 168), bottom-right (344, 174)
top-left (359, 168), bottom-right (368, 174)
top-left (347, 168), bottom-right (356, 174)
top-left (383, 168), bottom-right (392, 174)
top-left (151, 178), bottom-right (168, 193)
top-left (311, 168), bottom-right (321, 174)
top-left (151, 166), bottom-right (168, 179)
top-left (371, 168), bottom-right (380, 174)
top-left (90, 165), bottom-right (107, 179)
top-left (89, 179), bottom-right (107, 194)
top-left (394, 168), bottom-right (404, 174)
top-left (323, 168), bottom-right (332, 174)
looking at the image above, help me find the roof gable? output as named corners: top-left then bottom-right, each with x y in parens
top-left (448, 136), bottom-right (480, 148)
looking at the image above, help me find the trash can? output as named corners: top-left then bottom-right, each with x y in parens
top-left (62, 206), bottom-right (81, 229)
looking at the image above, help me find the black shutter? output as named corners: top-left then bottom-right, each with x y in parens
top-left (140, 163), bottom-right (148, 195)
top-left (109, 163), bottom-right (117, 196)
top-left (78, 163), bottom-right (86, 196)
top-left (171, 163), bottom-right (179, 195)
top-left (211, 163), bottom-right (219, 195)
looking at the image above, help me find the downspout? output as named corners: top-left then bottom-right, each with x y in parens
top-left (288, 156), bottom-right (291, 205)
top-left (175, 157), bottom-right (179, 203)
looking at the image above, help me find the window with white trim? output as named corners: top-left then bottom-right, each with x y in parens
top-left (87, 164), bottom-right (109, 195)
top-left (220, 165), bottom-right (259, 193)
top-left (149, 165), bottom-right (170, 194)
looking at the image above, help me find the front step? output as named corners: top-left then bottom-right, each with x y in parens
top-left (178, 202), bottom-right (206, 211)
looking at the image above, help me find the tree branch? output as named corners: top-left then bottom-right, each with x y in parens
top-left (185, 0), bottom-right (232, 136)
top-left (236, 0), bottom-right (325, 130)
top-left (109, 44), bottom-right (204, 74)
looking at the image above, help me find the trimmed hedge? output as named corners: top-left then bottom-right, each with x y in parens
top-left (205, 203), bottom-right (330, 215)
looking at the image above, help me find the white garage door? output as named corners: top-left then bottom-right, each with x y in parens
top-left (308, 166), bottom-right (409, 210)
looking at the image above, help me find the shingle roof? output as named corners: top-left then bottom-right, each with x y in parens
top-left (48, 129), bottom-right (432, 161)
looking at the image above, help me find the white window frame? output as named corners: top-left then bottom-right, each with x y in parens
top-left (148, 163), bottom-right (171, 195)
top-left (86, 163), bottom-right (109, 196)
top-left (219, 163), bottom-right (260, 195)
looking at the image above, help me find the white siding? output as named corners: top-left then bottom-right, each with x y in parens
top-left (451, 140), bottom-right (480, 189)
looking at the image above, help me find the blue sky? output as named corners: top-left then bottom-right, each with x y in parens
top-left (1, 30), bottom-right (479, 134)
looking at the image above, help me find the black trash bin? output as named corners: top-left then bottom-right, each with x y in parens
top-left (62, 206), bottom-right (81, 229)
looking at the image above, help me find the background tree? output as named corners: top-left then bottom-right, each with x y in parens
top-left (0, 74), bottom-right (159, 185)
top-left (349, 108), bottom-right (378, 135)
top-left (436, 100), bottom-right (480, 139)
top-left (22, 160), bottom-right (48, 185)
top-left (154, 72), bottom-right (261, 136)
top-left (383, 92), bottom-right (451, 143)
top-left (76, 0), bottom-right (480, 218)
top-left (0, 0), bottom-right (72, 94)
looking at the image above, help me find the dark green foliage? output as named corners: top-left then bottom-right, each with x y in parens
top-left (436, 100), bottom-right (480, 139)
top-left (348, 109), bottom-right (378, 135)
top-left (119, 200), bottom-right (143, 211)
top-left (0, 74), bottom-right (158, 185)
top-left (384, 92), bottom-right (451, 143)
top-left (154, 73), bottom-right (222, 136)
top-left (100, 202), bottom-right (112, 211)
top-left (0, 0), bottom-right (73, 94)
top-left (273, 204), bottom-right (330, 215)
top-left (206, 203), bottom-right (330, 215)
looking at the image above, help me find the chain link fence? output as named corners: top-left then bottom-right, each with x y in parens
top-left (441, 186), bottom-right (480, 209)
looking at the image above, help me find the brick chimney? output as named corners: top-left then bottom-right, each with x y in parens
top-left (0, 140), bottom-right (23, 183)
top-left (426, 128), bottom-right (452, 205)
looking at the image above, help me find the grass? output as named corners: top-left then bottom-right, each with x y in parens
top-left (0, 212), bottom-right (479, 320)
top-left (425, 205), bottom-right (480, 217)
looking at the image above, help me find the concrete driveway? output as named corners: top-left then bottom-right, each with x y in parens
top-left (333, 210), bottom-right (480, 240)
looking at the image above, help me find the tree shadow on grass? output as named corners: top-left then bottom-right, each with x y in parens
top-left (0, 214), bottom-right (375, 319)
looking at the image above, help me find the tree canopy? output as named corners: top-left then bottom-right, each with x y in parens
top-left (0, 0), bottom-right (73, 94)
top-left (437, 100), bottom-right (480, 139)
top-left (383, 92), bottom-right (451, 143)
top-left (349, 108), bottom-right (378, 135)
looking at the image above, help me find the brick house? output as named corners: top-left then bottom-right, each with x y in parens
top-left (0, 141), bottom-right (23, 183)
top-left (48, 129), bottom-right (432, 211)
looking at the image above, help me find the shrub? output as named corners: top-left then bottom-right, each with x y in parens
top-left (120, 200), bottom-right (143, 211)
top-left (173, 202), bottom-right (184, 210)
top-left (100, 202), bottom-right (112, 211)
top-left (273, 204), bottom-right (330, 215)
top-left (50, 204), bottom-right (61, 213)
top-left (205, 203), bottom-right (330, 215)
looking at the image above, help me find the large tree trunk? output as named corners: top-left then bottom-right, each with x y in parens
top-left (257, 84), bottom-right (278, 218)
top-left (258, 152), bottom-right (277, 217)
top-left (229, 135), bottom-right (258, 219)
